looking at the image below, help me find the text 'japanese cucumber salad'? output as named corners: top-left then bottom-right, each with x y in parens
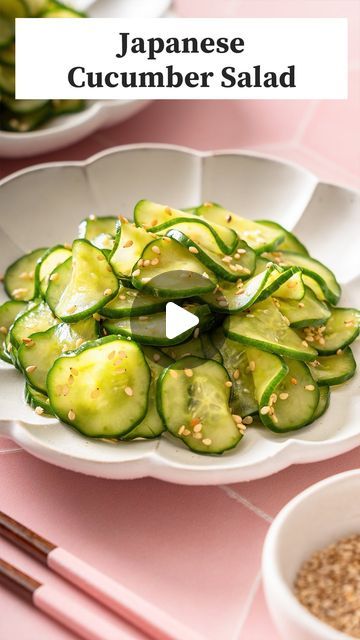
top-left (1, 201), bottom-right (359, 455)
top-left (0, 1), bottom-right (86, 132)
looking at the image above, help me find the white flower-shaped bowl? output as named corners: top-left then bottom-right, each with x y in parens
top-left (262, 470), bottom-right (360, 640)
top-left (0, 144), bottom-right (359, 483)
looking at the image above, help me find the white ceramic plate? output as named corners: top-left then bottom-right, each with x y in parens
top-left (0, 0), bottom-right (172, 158)
top-left (0, 144), bottom-right (359, 484)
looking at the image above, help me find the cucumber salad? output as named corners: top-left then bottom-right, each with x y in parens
top-left (0, 201), bottom-right (358, 455)
top-left (0, 0), bottom-right (85, 133)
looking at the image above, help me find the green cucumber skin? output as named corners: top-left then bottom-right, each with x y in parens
top-left (225, 326), bottom-right (317, 362)
top-left (150, 216), bottom-right (238, 255)
top-left (4, 248), bottom-right (47, 301)
top-left (309, 347), bottom-right (357, 386)
top-left (0, 300), bottom-right (28, 363)
top-left (25, 383), bottom-right (54, 416)
top-left (257, 267), bottom-right (301, 302)
top-left (312, 386), bottom-right (330, 420)
top-left (309, 307), bottom-right (359, 355)
top-left (256, 220), bottom-right (309, 255)
top-left (34, 244), bottom-right (71, 299)
top-left (276, 287), bottom-right (331, 329)
top-left (47, 335), bottom-right (150, 438)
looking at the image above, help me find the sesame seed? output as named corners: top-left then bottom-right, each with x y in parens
top-left (90, 388), bottom-right (100, 399)
top-left (153, 353), bottom-right (161, 362)
top-left (189, 246), bottom-right (199, 254)
top-left (104, 288), bottom-right (112, 296)
top-left (269, 393), bottom-right (277, 405)
top-left (184, 368), bottom-right (193, 378)
top-left (193, 423), bottom-right (202, 433)
top-left (68, 410), bottom-right (76, 421)
top-left (93, 313), bottom-right (101, 321)
top-left (202, 438), bottom-right (212, 446)
top-left (222, 256), bottom-right (232, 263)
top-left (119, 294), bottom-right (126, 301)
top-left (64, 243), bottom-right (72, 250)
top-left (233, 369), bottom-right (240, 380)
top-left (298, 302), bottom-right (305, 308)
top-left (225, 380), bottom-right (232, 387)
top-left (151, 219), bottom-right (158, 227)
top-left (67, 305), bottom-right (77, 314)
top-left (219, 300), bottom-right (229, 307)
top-left (193, 327), bottom-right (200, 338)
top-left (178, 425), bottom-right (185, 435)
top-left (279, 392), bottom-right (289, 400)
top-left (248, 361), bottom-right (256, 372)
top-left (183, 428), bottom-right (191, 436)
top-left (336, 349), bottom-right (342, 355)
top-left (108, 350), bottom-right (116, 360)
top-left (62, 385), bottom-right (70, 396)
top-left (151, 258), bottom-right (159, 266)
top-left (97, 254), bottom-right (105, 261)
top-left (25, 365), bottom-right (37, 373)
top-left (119, 215), bottom-right (128, 223)
top-left (68, 375), bottom-right (74, 385)
top-left (169, 369), bottom-right (178, 378)
top-left (305, 384), bottom-right (315, 391)
top-left (34, 406), bottom-right (44, 415)
top-left (49, 272), bottom-right (59, 282)
top-left (124, 386), bottom-right (133, 397)
top-left (203, 202), bottom-right (212, 208)
top-left (12, 288), bottom-right (27, 299)
top-left (143, 260), bottom-right (150, 267)
top-left (163, 237), bottom-right (172, 243)
top-left (193, 432), bottom-right (202, 440)
top-left (232, 414), bottom-right (242, 424)
top-left (0, 326), bottom-right (8, 335)
top-left (132, 269), bottom-right (141, 277)
top-left (302, 340), bottom-right (309, 347)
top-left (152, 245), bottom-right (161, 255)
top-left (260, 406), bottom-right (271, 415)
top-left (22, 337), bottom-right (34, 347)
top-left (291, 377), bottom-right (298, 385)
top-left (75, 338), bottom-right (84, 349)
top-left (242, 416), bottom-right (253, 425)
top-left (164, 206), bottom-right (172, 215)
top-left (139, 316), bottom-right (148, 321)
top-left (70, 367), bottom-right (79, 376)
top-left (226, 215), bottom-right (232, 223)
top-left (141, 277), bottom-right (151, 283)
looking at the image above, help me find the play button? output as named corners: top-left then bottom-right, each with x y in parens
top-left (165, 302), bottom-right (199, 340)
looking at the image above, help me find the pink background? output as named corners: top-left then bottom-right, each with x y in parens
top-left (0, 1), bottom-right (359, 639)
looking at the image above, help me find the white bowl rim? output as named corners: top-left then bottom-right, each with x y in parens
top-left (262, 469), bottom-right (360, 640)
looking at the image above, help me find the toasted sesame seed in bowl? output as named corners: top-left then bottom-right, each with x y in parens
top-left (262, 470), bottom-right (360, 640)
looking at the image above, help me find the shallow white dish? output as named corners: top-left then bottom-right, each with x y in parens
top-left (0, 144), bottom-right (359, 484)
top-left (262, 470), bottom-right (360, 640)
top-left (0, 0), bottom-right (172, 158)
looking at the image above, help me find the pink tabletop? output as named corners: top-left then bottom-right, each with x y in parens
top-left (0, 2), bottom-right (359, 639)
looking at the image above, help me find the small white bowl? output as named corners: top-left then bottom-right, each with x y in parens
top-left (262, 470), bottom-right (360, 640)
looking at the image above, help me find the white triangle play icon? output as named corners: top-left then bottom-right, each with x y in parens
top-left (165, 302), bottom-right (199, 340)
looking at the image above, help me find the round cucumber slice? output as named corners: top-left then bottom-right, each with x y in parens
top-left (276, 287), bottom-right (331, 328)
top-left (0, 300), bottom-right (27, 362)
top-left (301, 307), bottom-right (359, 355)
top-left (309, 347), bottom-right (356, 386)
top-left (35, 245), bottom-right (72, 298)
top-left (312, 385), bottom-right (330, 420)
top-left (256, 220), bottom-right (309, 255)
top-left (4, 247), bottom-right (47, 301)
top-left (101, 284), bottom-right (165, 318)
top-left (110, 220), bottom-right (152, 278)
top-left (9, 301), bottom-right (58, 350)
top-left (47, 336), bottom-right (150, 438)
top-left (25, 383), bottom-right (54, 416)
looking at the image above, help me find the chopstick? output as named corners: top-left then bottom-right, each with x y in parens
top-left (0, 557), bottom-right (130, 640)
top-left (0, 511), bottom-right (204, 640)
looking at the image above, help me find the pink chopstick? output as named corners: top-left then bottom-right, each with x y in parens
top-left (0, 511), bottom-right (204, 640)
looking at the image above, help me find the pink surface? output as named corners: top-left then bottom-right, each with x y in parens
top-left (0, 2), bottom-right (359, 640)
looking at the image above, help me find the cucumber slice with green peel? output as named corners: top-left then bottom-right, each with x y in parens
top-left (25, 383), bottom-right (54, 416)
top-left (103, 304), bottom-right (213, 347)
top-left (251, 353), bottom-right (319, 432)
top-left (46, 256), bottom-right (72, 313)
top-left (134, 200), bottom-right (238, 254)
top-left (200, 333), bottom-right (222, 363)
top-left (196, 203), bottom-right (284, 252)
top-left (18, 318), bottom-right (99, 393)
top-left (101, 284), bottom-right (165, 318)
top-left (201, 268), bottom-right (272, 313)
top-left (35, 245), bottom-right (72, 298)
top-left (131, 237), bottom-right (217, 299)
top-left (301, 307), bottom-right (359, 355)
top-left (123, 347), bottom-right (171, 440)
top-left (0, 0), bottom-right (28, 18)
top-left (313, 385), bottom-right (330, 420)
top-left (162, 336), bottom-right (205, 360)
top-left (48, 240), bottom-right (118, 323)
top-left (0, 63), bottom-right (14, 94)
top-left (264, 250), bottom-right (341, 305)
top-left (2, 97), bottom-right (49, 114)
top-left (9, 301), bottom-right (58, 350)
top-left (51, 99), bottom-right (85, 116)
top-left (0, 17), bottom-right (15, 49)
top-left (89, 233), bottom-right (114, 252)
top-left (0, 300), bottom-right (27, 362)
top-left (157, 356), bottom-right (243, 454)
top-left (110, 221), bottom-right (152, 278)
top-left (211, 328), bottom-right (258, 417)
top-left (166, 228), bottom-right (255, 282)
top-left (256, 220), bottom-right (309, 255)
top-left (152, 217), bottom-right (238, 256)
top-left (224, 298), bottom-right (318, 361)
top-left (302, 275), bottom-right (326, 301)
top-left (276, 287), bottom-right (331, 328)
top-left (246, 346), bottom-right (288, 412)
top-left (309, 347), bottom-right (356, 386)
top-left (1, 103), bottom-right (52, 131)
top-left (0, 42), bottom-right (15, 65)
top-left (79, 216), bottom-right (117, 241)
top-left (47, 336), bottom-right (150, 438)
top-left (256, 266), bottom-right (304, 302)
top-left (4, 248), bottom-right (47, 301)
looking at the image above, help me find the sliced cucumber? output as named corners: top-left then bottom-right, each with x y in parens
top-left (48, 240), bottom-right (118, 322)
top-left (257, 266), bottom-right (304, 302)
top-left (35, 245), bottom-right (72, 298)
top-left (101, 284), bottom-right (165, 318)
top-left (200, 333), bottom-right (222, 364)
top-left (4, 248), bottom-right (47, 301)
top-left (1, 103), bottom-right (52, 132)
top-left (47, 336), bottom-right (150, 438)
top-left (0, 17), bottom-right (15, 49)
top-left (23, 0), bottom-right (48, 15)
top-left (309, 347), bottom-right (356, 386)
top-left (0, 300), bottom-right (27, 363)
top-left (9, 301), bottom-right (58, 350)
top-left (251, 352), bottom-right (319, 432)
top-left (264, 250), bottom-right (341, 305)
top-left (89, 233), bottom-right (114, 252)
top-left (0, 0), bottom-right (28, 18)
top-left (0, 63), bottom-right (14, 94)
top-left (110, 221), bottom-right (151, 278)
top-left (131, 237), bottom-right (216, 299)
top-left (302, 275), bottom-right (326, 301)
top-left (256, 220), bottom-right (309, 255)
top-left (157, 356), bottom-right (242, 454)
top-left (25, 383), bottom-right (54, 416)
top-left (301, 307), bottom-right (359, 355)
top-left (2, 97), bottom-right (48, 114)
top-left (18, 317), bottom-right (99, 392)
top-left (78, 216), bottom-right (117, 241)
top-left (246, 346), bottom-right (288, 412)
top-left (123, 346), bottom-right (171, 440)
top-left (51, 99), bottom-right (84, 116)
top-left (103, 303), bottom-right (213, 346)
top-left (225, 298), bottom-right (318, 361)
top-left (313, 385), bottom-right (330, 420)
top-left (196, 203), bottom-right (284, 252)
top-left (166, 228), bottom-right (255, 282)
top-left (211, 328), bottom-right (258, 417)
top-left (201, 268), bottom-right (272, 313)
top-left (276, 287), bottom-right (331, 328)
top-left (134, 200), bottom-right (238, 254)
top-left (162, 336), bottom-right (205, 360)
